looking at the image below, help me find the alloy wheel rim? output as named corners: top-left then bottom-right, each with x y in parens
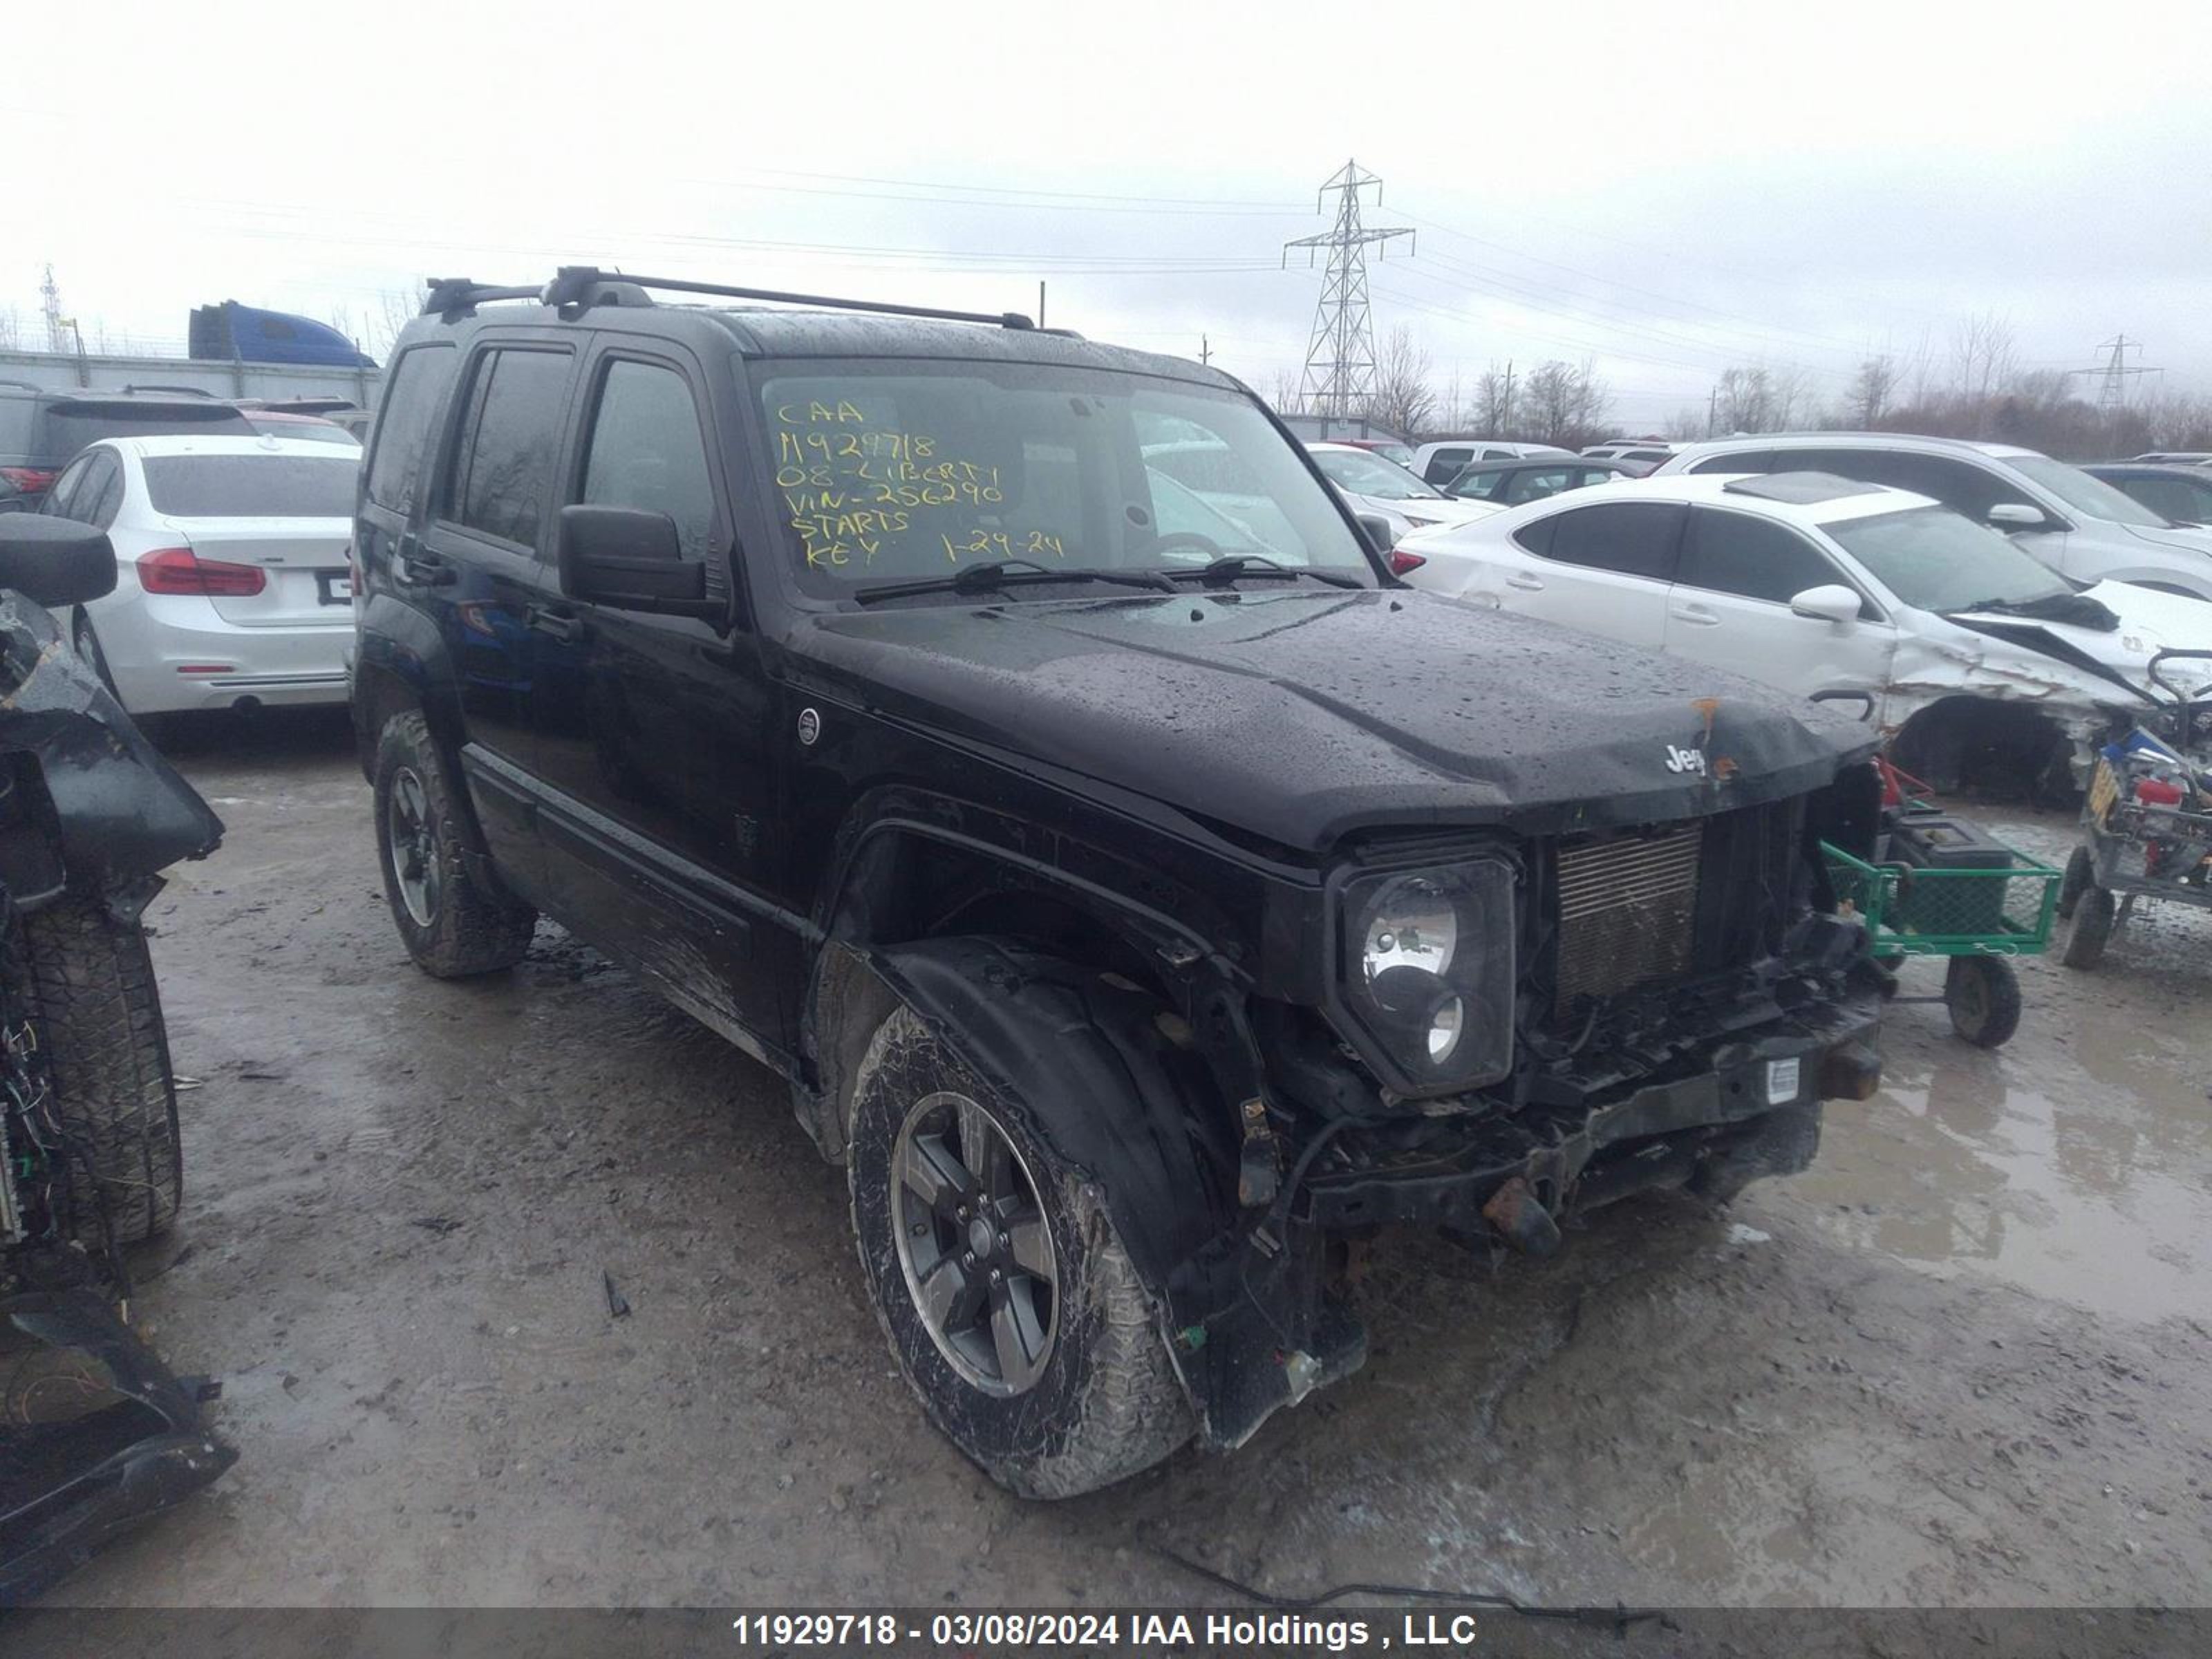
top-left (387, 766), bottom-right (441, 928)
top-left (890, 1090), bottom-right (1057, 1396)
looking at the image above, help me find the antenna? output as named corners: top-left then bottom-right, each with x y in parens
top-left (1282, 160), bottom-right (1414, 418)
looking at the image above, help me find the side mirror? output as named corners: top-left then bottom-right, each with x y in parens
top-left (1355, 512), bottom-right (1397, 555)
top-left (557, 504), bottom-right (721, 621)
top-left (1987, 502), bottom-right (2046, 529)
top-left (1788, 584), bottom-right (1862, 626)
top-left (0, 514), bottom-right (118, 608)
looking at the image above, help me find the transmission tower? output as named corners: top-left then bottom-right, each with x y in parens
top-left (2085, 335), bottom-right (2159, 413)
top-left (1283, 160), bottom-right (1414, 418)
top-left (39, 265), bottom-right (66, 354)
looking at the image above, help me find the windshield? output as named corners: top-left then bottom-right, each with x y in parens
top-left (2004, 453), bottom-right (2171, 527)
top-left (1826, 505), bottom-right (2072, 612)
top-left (757, 362), bottom-right (1373, 594)
top-left (1309, 447), bottom-right (1443, 500)
top-left (142, 453), bottom-right (359, 518)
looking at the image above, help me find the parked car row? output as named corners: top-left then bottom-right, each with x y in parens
top-left (1396, 456), bottom-right (2212, 794)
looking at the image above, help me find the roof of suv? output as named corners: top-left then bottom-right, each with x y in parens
top-left (404, 291), bottom-right (1236, 390)
top-left (1663, 431), bottom-right (2047, 465)
top-left (1508, 469), bottom-right (1939, 528)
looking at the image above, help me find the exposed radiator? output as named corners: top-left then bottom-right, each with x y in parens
top-left (1554, 822), bottom-right (1705, 1011)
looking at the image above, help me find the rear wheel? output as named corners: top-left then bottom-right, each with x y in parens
top-left (373, 711), bottom-right (536, 977)
top-left (11, 894), bottom-right (182, 1245)
top-left (2060, 881), bottom-right (2116, 970)
top-left (2057, 846), bottom-right (2092, 920)
top-left (1944, 955), bottom-right (2023, 1048)
top-left (847, 1002), bottom-right (1192, 1498)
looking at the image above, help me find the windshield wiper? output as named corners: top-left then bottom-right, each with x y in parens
top-left (1162, 553), bottom-right (1365, 590)
top-left (853, 559), bottom-right (1174, 604)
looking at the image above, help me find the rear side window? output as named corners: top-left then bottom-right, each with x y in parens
top-left (1680, 508), bottom-right (1858, 608)
top-left (1506, 466), bottom-right (1578, 504)
top-left (1423, 446), bottom-right (1472, 484)
top-left (142, 455), bottom-right (359, 518)
top-left (366, 344), bottom-right (458, 514)
top-left (577, 360), bottom-right (718, 562)
top-left (449, 348), bottom-right (572, 547)
top-left (0, 396), bottom-right (36, 456)
top-left (1539, 501), bottom-right (1685, 581)
top-left (1687, 450), bottom-right (1779, 475)
top-left (1453, 467), bottom-right (1510, 500)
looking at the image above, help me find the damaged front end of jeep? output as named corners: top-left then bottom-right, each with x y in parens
top-left (870, 752), bottom-right (1888, 1455)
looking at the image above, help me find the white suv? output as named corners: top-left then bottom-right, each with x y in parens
top-left (1394, 471), bottom-right (2212, 789)
top-left (1653, 433), bottom-right (2212, 599)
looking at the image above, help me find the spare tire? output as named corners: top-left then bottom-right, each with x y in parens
top-left (10, 895), bottom-right (183, 1245)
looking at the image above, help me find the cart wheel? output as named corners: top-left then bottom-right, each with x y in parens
top-left (2060, 883), bottom-right (2116, 971)
top-left (2057, 847), bottom-right (2092, 921)
top-left (1945, 955), bottom-right (2022, 1048)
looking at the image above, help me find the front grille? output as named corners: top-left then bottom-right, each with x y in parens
top-left (1554, 823), bottom-right (1705, 1011)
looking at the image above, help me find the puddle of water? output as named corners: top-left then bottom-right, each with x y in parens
top-left (1794, 984), bottom-right (2212, 1322)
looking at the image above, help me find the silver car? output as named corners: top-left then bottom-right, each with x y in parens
top-left (1656, 433), bottom-right (2212, 599)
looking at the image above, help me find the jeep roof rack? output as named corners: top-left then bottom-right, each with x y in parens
top-left (421, 277), bottom-right (549, 317)
top-left (541, 265), bottom-right (1037, 331)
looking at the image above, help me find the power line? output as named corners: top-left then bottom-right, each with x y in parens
top-left (1283, 160), bottom-right (1414, 418)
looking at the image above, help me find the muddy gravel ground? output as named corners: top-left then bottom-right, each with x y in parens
top-left (25, 711), bottom-right (2212, 1649)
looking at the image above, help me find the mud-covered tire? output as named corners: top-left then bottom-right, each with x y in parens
top-left (12, 895), bottom-right (182, 1245)
top-left (2057, 847), bottom-right (2092, 921)
top-left (1944, 955), bottom-right (2023, 1048)
top-left (373, 711), bottom-right (535, 977)
top-left (847, 1003), bottom-right (1193, 1499)
top-left (2060, 881), bottom-right (2115, 970)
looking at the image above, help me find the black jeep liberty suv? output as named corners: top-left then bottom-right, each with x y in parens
top-left (351, 268), bottom-right (1886, 1497)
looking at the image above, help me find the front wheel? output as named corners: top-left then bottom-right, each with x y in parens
top-left (11, 894), bottom-right (182, 1245)
top-left (373, 711), bottom-right (536, 977)
top-left (847, 1003), bottom-right (1192, 1499)
top-left (1945, 955), bottom-right (2023, 1048)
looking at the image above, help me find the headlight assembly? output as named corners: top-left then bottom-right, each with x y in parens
top-left (1339, 859), bottom-right (1517, 1094)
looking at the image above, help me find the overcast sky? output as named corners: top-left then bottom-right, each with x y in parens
top-left (8, 1), bottom-right (2209, 429)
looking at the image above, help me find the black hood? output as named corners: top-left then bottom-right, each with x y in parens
top-left (796, 589), bottom-right (1873, 850)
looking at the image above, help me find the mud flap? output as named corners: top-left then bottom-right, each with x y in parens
top-left (869, 938), bottom-right (1344, 1449)
top-left (1, 1285), bottom-right (235, 1604)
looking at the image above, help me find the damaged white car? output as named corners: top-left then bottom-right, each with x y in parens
top-left (1396, 470), bottom-right (2212, 794)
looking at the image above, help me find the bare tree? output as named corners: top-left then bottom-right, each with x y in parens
top-left (1847, 355), bottom-right (1897, 427)
top-left (1267, 366), bottom-right (1303, 414)
top-left (0, 307), bottom-right (18, 351)
top-left (1520, 359), bottom-right (1611, 447)
top-left (1950, 311), bottom-right (2018, 404)
top-left (1474, 361), bottom-right (1519, 436)
top-left (1362, 326), bottom-right (1438, 438)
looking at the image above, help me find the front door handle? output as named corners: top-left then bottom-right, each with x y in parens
top-left (1671, 605), bottom-right (1720, 627)
top-left (1506, 572), bottom-right (1545, 591)
top-left (529, 606), bottom-right (582, 642)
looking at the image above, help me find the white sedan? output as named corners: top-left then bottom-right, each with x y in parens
top-left (1304, 442), bottom-right (1500, 546)
top-left (41, 434), bottom-right (359, 714)
top-left (1396, 470), bottom-right (2212, 785)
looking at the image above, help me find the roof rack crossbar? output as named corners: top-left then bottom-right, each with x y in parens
top-left (543, 267), bottom-right (1034, 330)
top-left (421, 278), bottom-right (543, 317)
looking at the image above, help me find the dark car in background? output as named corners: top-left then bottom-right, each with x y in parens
top-left (0, 383), bottom-right (256, 505)
top-left (2082, 462), bottom-right (2212, 527)
top-left (1445, 453), bottom-right (1633, 505)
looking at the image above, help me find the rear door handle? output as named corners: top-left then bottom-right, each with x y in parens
top-left (1671, 604), bottom-right (1720, 626)
top-left (529, 606), bottom-right (582, 642)
top-left (401, 552), bottom-right (454, 588)
top-left (1506, 572), bottom-right (1545, 592)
